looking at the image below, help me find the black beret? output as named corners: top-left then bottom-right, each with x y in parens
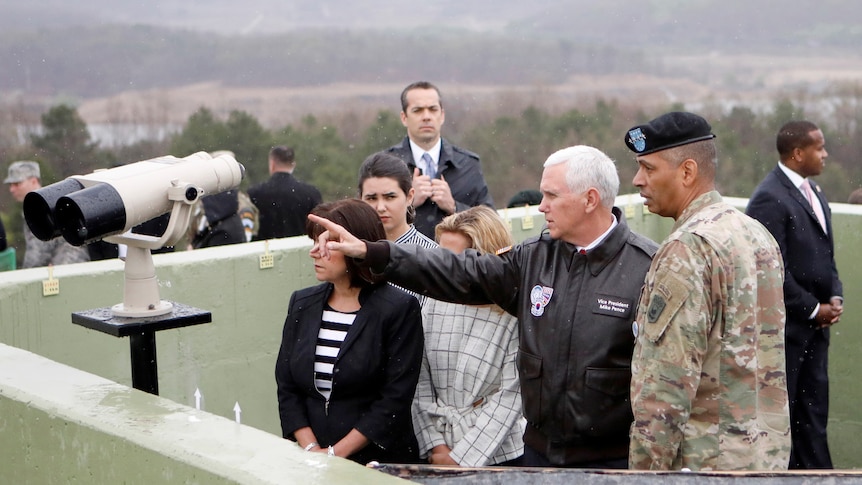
top-left (507, 189), bottom-right (543, 208)
top-left (625, 111), bottom-right (715, 155)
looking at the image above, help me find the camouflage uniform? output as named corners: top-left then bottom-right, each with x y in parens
top-left (236, 190), bottom-right (259, 242)
top-left (630, 191), bottom-right (791, 470)
top-left (22, 218), bottom-right (90, 268)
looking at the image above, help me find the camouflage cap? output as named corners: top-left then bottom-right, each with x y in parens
top-left (625, 111), bottom-right (716, 156)
top-left (4, 160), bottom-right (41, 184)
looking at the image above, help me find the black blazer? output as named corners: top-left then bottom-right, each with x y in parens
top-left (746, 166), bottom-right (843, 325)
top-left (386, 137), bottom-right (494, 238)
top-left (275, 282), bottom-right (423, 464)
top-left (249, 172), bottom-right (322, 240)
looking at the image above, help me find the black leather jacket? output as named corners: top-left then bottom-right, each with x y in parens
top-left (366, 208), bottom-right (656, 464)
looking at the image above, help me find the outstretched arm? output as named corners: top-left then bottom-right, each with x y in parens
top-left (309, 214), bottom-right (520, 312)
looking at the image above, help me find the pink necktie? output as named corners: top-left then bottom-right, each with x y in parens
top-left (801, 180), bottom-right (827, 233)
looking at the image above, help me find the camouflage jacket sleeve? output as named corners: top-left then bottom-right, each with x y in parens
top-left (630, 236), bottom-right (712, 469)
top-left (54, 240), bottom-right (90, 265)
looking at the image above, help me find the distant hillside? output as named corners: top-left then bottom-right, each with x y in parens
top-left (0, 0), bottom-right (860, 121)
top-left (0, 26), bottom-right (655, 98)
top-left (1, 0), bottom-right (859, 51)
top-left (509, 0), bottom-right (862, 52)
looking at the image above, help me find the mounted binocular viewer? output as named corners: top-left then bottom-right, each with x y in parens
top-left (23, 152), bottom-right (245, 317)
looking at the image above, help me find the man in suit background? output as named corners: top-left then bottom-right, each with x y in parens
top-left (249, 145), bottom-right (322, 241)
top-left (385, 81), bottom-right (494, 238)
top-left (746, 120), bottom-right (844, 469)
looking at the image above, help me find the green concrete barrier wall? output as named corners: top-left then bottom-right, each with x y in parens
top-left (0, 343), bottom-right (409, 484)
top-left (1, 196), bottom-right (861, 474)
top-left (0, 236), bottom-right (319, 438)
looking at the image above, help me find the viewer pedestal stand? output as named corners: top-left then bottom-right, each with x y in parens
top-left (72, 303), bottom-right (211, 395)
top-left (70, 196), bottom-right (208, 395)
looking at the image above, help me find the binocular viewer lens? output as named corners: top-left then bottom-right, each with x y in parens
top-left (22, 152), bottom-right (244, 247)
top-left (25, 181), bottom-right (127, 247)
top-left (24, 178), bottom-right (85, 242)
top-left (56, 184), bottom-right (127, 246)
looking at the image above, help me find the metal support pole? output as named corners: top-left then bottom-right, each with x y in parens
top-left (129, 330), bottom-right (159, 395)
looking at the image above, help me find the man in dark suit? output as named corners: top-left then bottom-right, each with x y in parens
top-left (385, 81), bottom-right (494, 238)
top-left (248, 146), bottom-right (322, 240)
top-left (746, 120), bottom-right (844, 469)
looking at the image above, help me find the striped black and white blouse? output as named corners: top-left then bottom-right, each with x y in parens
top-left (314, 307), bottom-right (357, 400)
top-left (393, 224), bottom-right (438, 306)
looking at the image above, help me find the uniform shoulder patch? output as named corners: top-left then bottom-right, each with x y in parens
top-left (647, 294), bottom-right (666, 323)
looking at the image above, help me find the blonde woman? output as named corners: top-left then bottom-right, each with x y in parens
top-left (412, 206), bottom-right (525, 467)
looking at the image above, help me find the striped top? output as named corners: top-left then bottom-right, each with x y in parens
top-left (314, 307), bottom-right (357, 400)
top-left (393, 225), bottom-right (438, 305)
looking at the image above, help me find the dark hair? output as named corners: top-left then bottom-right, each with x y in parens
top-left (776, 120), bottom-right (820, 158)
top-left (358, 152), bottom-right (412, 195)
top-left (656, 139), bottom-right (717, 180)
top-left (357, 152), bottom-right (415, 223)
top-left (400, 81), bottom-right (442, 112)
top-left (269, 145), bottom-right (295, 165)
top-left (305, 199), bottom-right (386, 287)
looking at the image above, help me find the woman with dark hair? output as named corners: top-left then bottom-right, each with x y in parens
top-left (276, 198), bottom-right (423, 465)
top-left (358, 152), bottom-right (437, 249)
top-left (358, 152), bottom-right (437, 304)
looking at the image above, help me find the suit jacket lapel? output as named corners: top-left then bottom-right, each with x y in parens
top-left (337, 311), bottom-right (367, 359)
top-left (335, 286), bottom-right (376, 359)
top-left (292, 288), bottom-right (328, 378)
top-left (809, 179), bottom-right (832, 235)
top-left (773, 166), bottom-right (825, 232)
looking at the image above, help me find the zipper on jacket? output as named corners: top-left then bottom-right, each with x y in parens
top-left (325, 360), bottom-right (335, 416)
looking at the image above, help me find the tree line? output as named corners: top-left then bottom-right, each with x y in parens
top-left (2, 89), bottom-right (862, 261)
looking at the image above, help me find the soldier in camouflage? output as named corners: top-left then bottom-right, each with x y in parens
top-left (624, 112), bottom-right (791, 470)
top-left (5, 161), bottom-right (90, 268)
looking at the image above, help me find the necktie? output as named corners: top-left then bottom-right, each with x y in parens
top-left (422, 152), bottom-right (436, 179)
top-left (801, 180), bottom-right (827, 233)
